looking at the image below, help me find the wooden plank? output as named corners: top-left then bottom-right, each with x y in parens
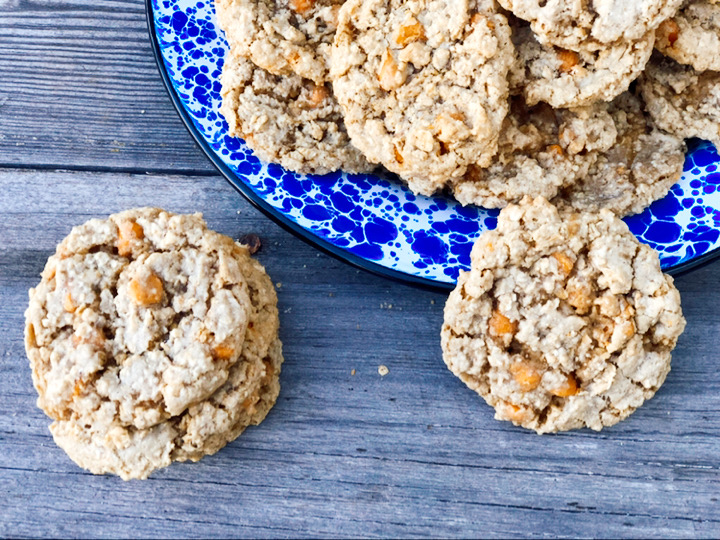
top-left (1, 168), bottom-right (720, 538)
top-left (0, 0), bottom-right (214, 172)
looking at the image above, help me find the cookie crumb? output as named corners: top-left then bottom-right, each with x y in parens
top-left (378, 365), bottom-right (389, 376)
top-left (276, 282), bottom-right (282, 288)
top-left (239, 233), bottom-right (262, 254)
top-left (351, 369), bottom-right (356, 376)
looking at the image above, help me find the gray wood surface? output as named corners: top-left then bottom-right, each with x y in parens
top-left (1, 0), bottom-right (720, 538)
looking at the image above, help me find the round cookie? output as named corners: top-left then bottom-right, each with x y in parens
top-left (215, 0), bottom-right (342, 83)
top-left (331, 0), bottom-right (514, 194)
top-left (220, 52), bottom-right (372, 175)
top-left (555, 92), bottom-right (687, 216)
top-left (441, 197), bottom-right (686, 434)
top-left (656, 0), bottom-right (720, 73)
top-left (639, 52), bottom-right (720, 149)
top-left (26, 208), bottom-right (255, 429)
top-left (25, 209), bottom-right (283, 479)
top-left (510, 19), bottom-right (655, 108)
top-left (449, 97), bottom-right (616, 208)
top-left (498, 0), bottom-right (683, 52)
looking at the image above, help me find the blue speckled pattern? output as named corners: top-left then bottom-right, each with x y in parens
top-left (151, 0), bottom-right (720, 285)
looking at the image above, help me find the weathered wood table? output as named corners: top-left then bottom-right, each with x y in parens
top-left (2, 1), bottom-right (720, 537)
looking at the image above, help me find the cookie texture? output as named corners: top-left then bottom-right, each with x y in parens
top-left (656, 0), bottom-right (720, 73)
top-left (510, 19), bottom-right (654, 108)
top-left (25, 208), bottom-right (283, 479)
top-left (220, 53), bottom-right (371, 175)
top-left (498, 0), bottom-right (683, 51)
top-left (331, 0), bottom-right (514, 194)
top-left (640, 52), bottom-right (720, 148)
top-left (555, 92), bottom-right (686, 216)
top-left (449, 97), bottom-right (615, 208)
top-left (441, 197), bottom-right (685, 433)
top-left (215, 0), bottom-right (342, 83)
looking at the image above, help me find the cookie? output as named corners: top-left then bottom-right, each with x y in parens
top-left (555, 92), bottom-right (687, 216)
top-left (510, 19), bottom-right (655, 108)
top-left (215, 0), bottom-right (342, 83)
top-left (639, 52), bottom-right (720, 148)
top-left (25, 208), bottom-right (283, 479)
top-left (441, 197), bottom-right (686, 433)
top-left (656, 0), bottom-right (720, 73)
top-left (331, 0), bottom-right (514, 194)
top-left (449, 97), bottom-right (614, 208)
top-left (498, 0), bottom-right (683, 52)
top-left (220, 52), bottom-right (371, 175)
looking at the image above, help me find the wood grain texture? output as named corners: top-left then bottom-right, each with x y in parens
top-left (2, 0), bottom-right (720, 536)
top-left (2, 170), bottom-right (720, 538)
top-left (0, 0), bottom-right (213, 173)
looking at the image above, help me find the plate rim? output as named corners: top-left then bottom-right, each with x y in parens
top-left (144, 0), bottom-right (720, 288)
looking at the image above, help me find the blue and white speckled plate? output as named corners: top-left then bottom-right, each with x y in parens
top-left (146, 0), bottom-right (720, 289)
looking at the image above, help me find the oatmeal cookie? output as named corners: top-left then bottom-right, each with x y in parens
top-left (640, 52), bottom-right (720, 148)
top-left (498, 0), bottom-right (683, 51)
top-left (656, 0), bottom-right (720, 73)
top-left (449, 97), bottom-right (615, 208)
top-left (555, 92), bottom-right (686, 216)
top-left (25, 208), bottom-right (283, 479)
top-left (510, 19), bottom-right (654, 108)
top-left (441, 197), bottom-right (685, 433)
top-left (220, 52), bottom-right (371, 175)
top-left (215, 0), bottom-right (342, 83)
top-left (331, 0), bottom-right (514, 194)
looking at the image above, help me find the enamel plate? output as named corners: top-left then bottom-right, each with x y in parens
top-left (147, 0), bottom-right (720, 289)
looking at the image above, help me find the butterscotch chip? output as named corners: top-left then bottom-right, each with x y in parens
top-left (128, 271), bottom-right (164, 306)
top-left (216, 0), bottom-right (343, 83)
top-left (395, 17), bottom-right (427, 46)
top-left (220, 52), bottom-right (372, 175)
top-left (442, 197), bottom-right (686, 433)
top-left (25, 208), bottom-right (283, 479)
top-left (331, 0), bottom-right (514, 195)
top-left (116, 220), bottom-right (144, 257)
top-left (289, 0), bottom-right (315, 15)
top-left (655, 0), bottom-right (720, 72)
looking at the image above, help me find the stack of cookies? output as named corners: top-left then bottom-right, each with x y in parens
top-left (215, 0), bottom-right (718, 218)
top-left (25, 209), bottom-right (282, 479)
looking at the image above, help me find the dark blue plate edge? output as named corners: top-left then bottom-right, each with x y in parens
top-left (144, 0), bottom-right (720, 288)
